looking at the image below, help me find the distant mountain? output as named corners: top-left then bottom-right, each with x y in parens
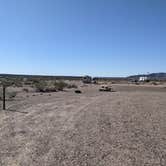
top-left (128, 73), bottom-right (166, 80)
top-left (1, 73), bottom-right (166, 81)
top-left (0, 73), bottom-right (83, 80)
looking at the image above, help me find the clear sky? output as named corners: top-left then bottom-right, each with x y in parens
top-left (0, 0), bottom-right (166, 77)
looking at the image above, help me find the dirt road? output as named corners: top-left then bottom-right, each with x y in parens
top-left (0, 85), bottom-right (166, 165)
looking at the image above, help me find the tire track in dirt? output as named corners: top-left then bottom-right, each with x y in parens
top-left (1, 90), bottom-right (166, 165)
top-left (0, 93), bottom-right (109, 166)
top-left (54, 92), bottom-right (166, 166)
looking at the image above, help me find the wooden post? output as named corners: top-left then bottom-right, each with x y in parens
top-left (2, 85), bottom-right (6, 110)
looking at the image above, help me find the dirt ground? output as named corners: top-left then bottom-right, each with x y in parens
top-left (0, 84), bottom-right (166, 166)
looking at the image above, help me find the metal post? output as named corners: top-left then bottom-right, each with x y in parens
top-left (2, 86), bottom-right (6, 110)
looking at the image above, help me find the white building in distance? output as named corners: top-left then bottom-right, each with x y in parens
top-left (139, 76), bottom-right (148, 82)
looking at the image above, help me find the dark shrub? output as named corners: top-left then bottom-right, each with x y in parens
top-left (34, 81), bottom-right (47, 92)
top-left (23, 88), bottom-right (29, 93)
top-left (75, 90), bottom-right (82, 94)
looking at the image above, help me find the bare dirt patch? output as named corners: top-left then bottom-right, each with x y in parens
top-left (0, 84), bottom-right (166, 165)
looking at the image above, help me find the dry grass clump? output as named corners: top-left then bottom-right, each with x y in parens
top-left (67, 84), bottom-right (78, 89)
top-left (12, 80), bottom-right (23, 87)
top-left (0, 90), bottom-right (17, 101)
top-left (23, 88), bottom-right (29, 93)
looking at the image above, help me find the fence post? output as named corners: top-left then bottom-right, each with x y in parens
top-left (2, 85), bottom-right (6, 110)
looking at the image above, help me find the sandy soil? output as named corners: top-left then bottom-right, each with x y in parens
top-left (0, 84), bottom-right (166, 166)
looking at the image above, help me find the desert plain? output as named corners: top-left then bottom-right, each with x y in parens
top-left (0, 83), bottom-right (166, 166)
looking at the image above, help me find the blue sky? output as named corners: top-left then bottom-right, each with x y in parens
top-left (0, 0), bottom-right (166, 77)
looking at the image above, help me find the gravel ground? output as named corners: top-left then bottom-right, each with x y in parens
top-left (0, 85), bottom-right (166, 166)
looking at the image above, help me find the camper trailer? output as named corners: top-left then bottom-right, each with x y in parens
top-left (82, 76), bottom-right (92, 84)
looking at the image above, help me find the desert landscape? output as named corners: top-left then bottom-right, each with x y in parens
top-left (0, 79), bottom-right (166, 166)
top-left (1, 0), bottom-right (166, 165)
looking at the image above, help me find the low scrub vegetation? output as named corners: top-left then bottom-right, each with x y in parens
top-left (0, 90), bottom-right (17, 101)
top-left (34, 80), bottom-right (76, 92)
top-left (23, 88), bottom-right (29, 93)
top-left (8, 91), bottom-right (17, 99)
top-left (0, 78), bottom-right (23, 87)
top-left (67, 84), bottom-right (78, 89)
top-left (0, 77), bottom-right (78, 95)
top-left (34, 81), bottom-right (48, 92)
top-left (54, 81), bottom-right (68, 91)
top-left (75, 90), bottom-right (82, 94)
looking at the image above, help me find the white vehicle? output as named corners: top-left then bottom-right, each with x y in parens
top-left (99, 85), bottom-right (112, 92)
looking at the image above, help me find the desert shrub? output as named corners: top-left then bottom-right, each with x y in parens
top-left (145, 79), bottom-right (150, 83)
top-left (45, 86), bottom-right (57, 92)
top-left (34, 81), bottom-right (47, 92)
top-left (34, 80), bottom-right (76, 92)
top-left (23, 88), bottom-right (29, 93)
top-left (0, 90), bottom-right (17, 101)
top-left (0, 79), bottom-right (13, 87)
top-left (34, 81), bottom-right (58, 92)
top-left (0, 78), bottom-right (23, 87)
top-left (30, 78), bottom-right (42, 86)
top-left (152, 82), bottom-right (158, 85)
top-left (54, 81), bottom-right (68, 91)
top-left (8, 91), bottom-right (17, 99)
top-left (135, 82), bottom-right (140, 85)
top-left (13, 80), bottom-right (23, 87)
top-left (67, 84), bottom-right (78, 89)
top-left (75, 90), bottom-right (82, 94)
top-left (24, 81), bottom-right (32, 86)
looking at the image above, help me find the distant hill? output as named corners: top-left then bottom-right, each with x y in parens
top-left (1, 73), bottom-right (166, 81)
top-left (0, 74), bottom-right (83, 80)
top-left (128, 73), bottom-right (166, 81)
top-left (0, 73), bottom-right (129, 81)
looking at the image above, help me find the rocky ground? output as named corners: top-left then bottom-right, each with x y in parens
top-left (0, 84), bottom-right (166, 166)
